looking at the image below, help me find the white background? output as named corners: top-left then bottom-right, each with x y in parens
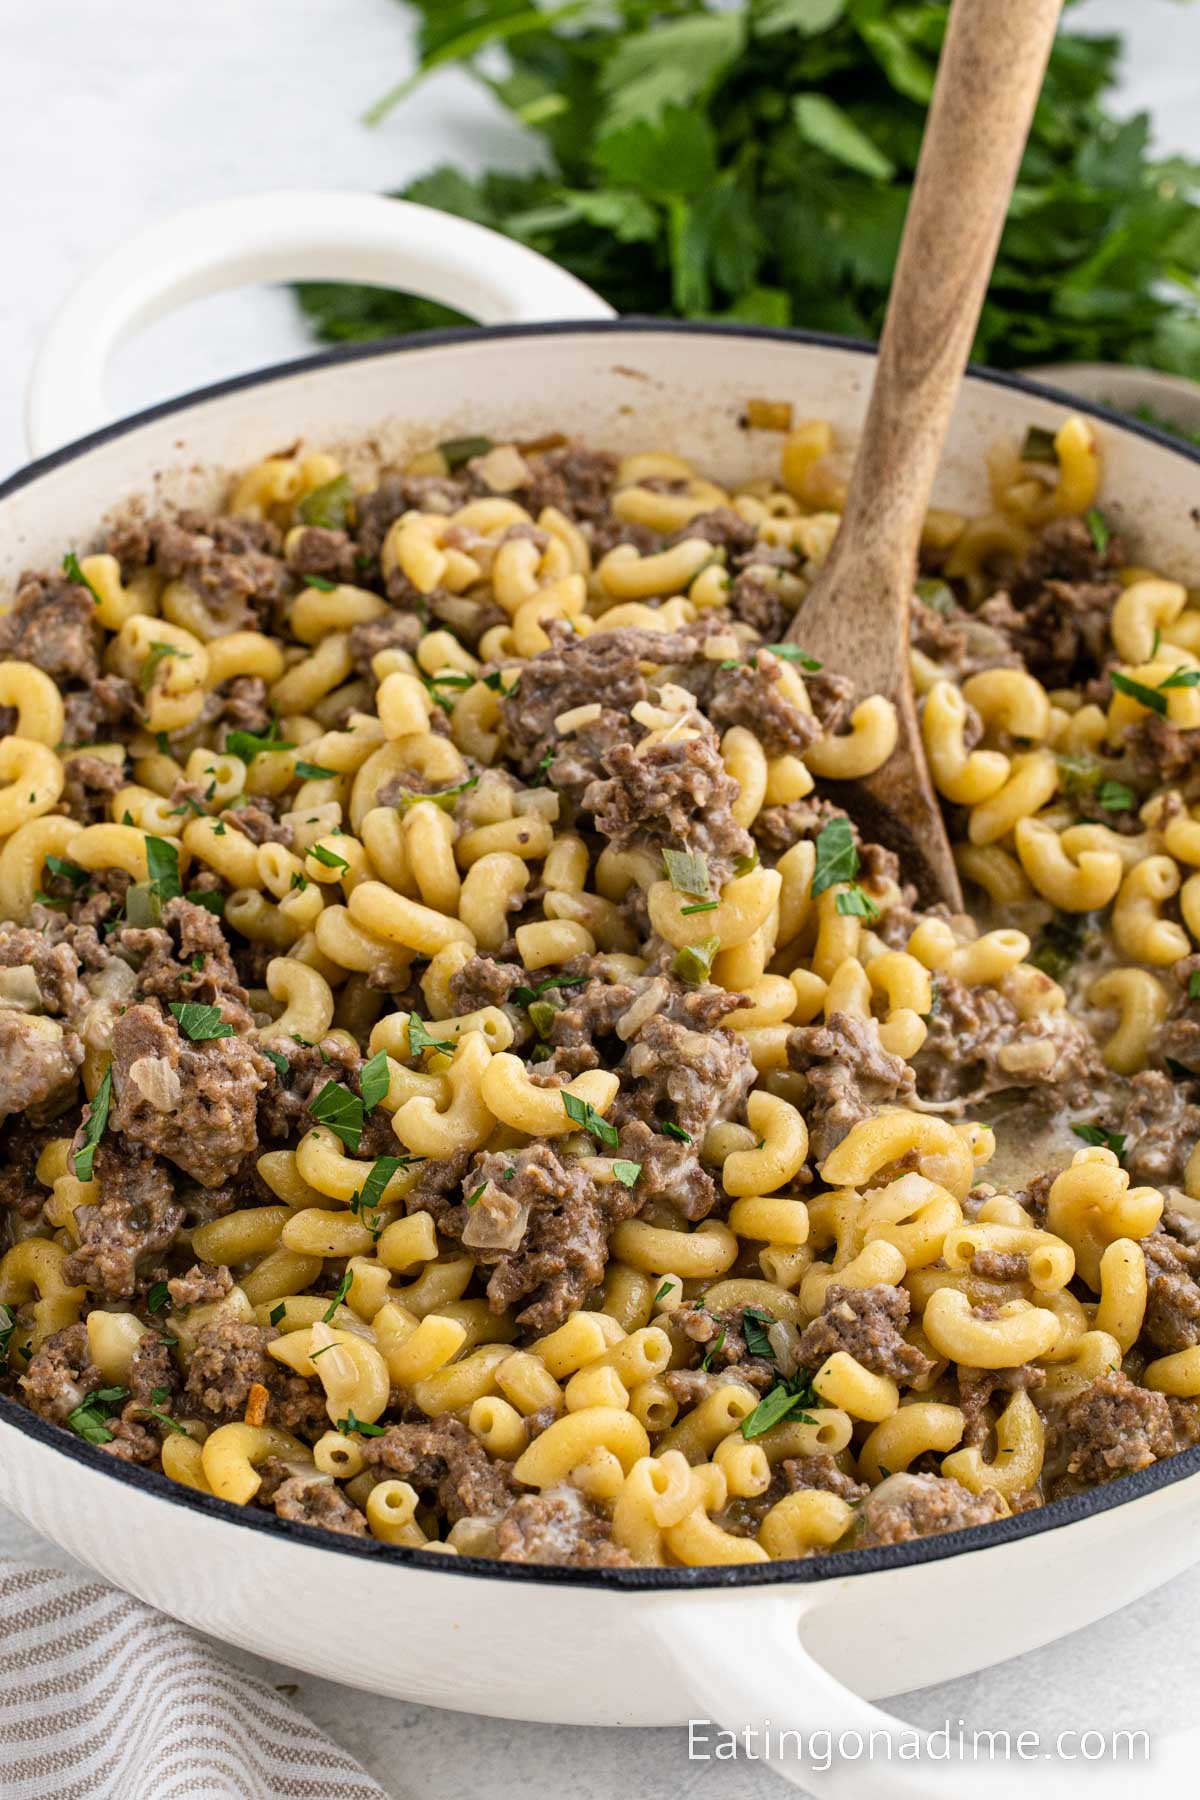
top-left (3, 2), bottom-right (1200, 1794)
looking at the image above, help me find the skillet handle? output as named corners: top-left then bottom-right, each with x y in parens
top-left (25, 189), bottom-right (615, 459)
top-left (652, 1592), bottom-right (1188, 1796)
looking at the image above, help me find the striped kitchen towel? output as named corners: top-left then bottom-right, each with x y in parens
top-left (0, 1559), bottom-right (388, 1799)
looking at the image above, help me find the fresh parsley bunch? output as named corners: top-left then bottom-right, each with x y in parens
top-left (295, 0), bottom-right (1200, 378)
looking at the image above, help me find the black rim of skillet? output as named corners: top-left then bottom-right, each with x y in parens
top-left (2, 316), bottom-right (1200, 1591)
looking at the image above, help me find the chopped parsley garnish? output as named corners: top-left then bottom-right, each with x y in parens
top-left (1189, 970), bottom-right (1200, 1001)
top-left (1029, 911), bottom-right (1093, 982)
top-left (438, 434), bottom-right (494, 471)
top-left (0, 1305), bottom-right (17, 1366)
top-left (269, 1302), bottom-right (287, 1326)
top-left (154, 732), bottom-right (172, 756)
top-left (914, 577), bottom-right (955, 613)
top-left (680, 899), bottom-right (719, 915)
top-left (322, 1271), bottom-right (354, 1323)
top-left (310, 1079), bottom-right (365, 1152)
top-left (482, 668), bottom-right (512, 693)
top-left (656, 1120), bottom-right (692, 1144)
top-left (290, 871), bottom-right (309, 892)
top-left (145, 1405), bottom-right (188, 1436)
top-left (139, 641), bottom-right (191, 692)
top-left (653, 1280), bottom-right (672, 1304)
top-left (146, 1282), bottom-right (170, 1315)
top-left (740, 1372), bottom-right (819, 1440)
top-left (1110, 671), bottom-right (1167, 716)
top-left (62, 551), bottom-right (103, 605)
top-left (732, 849), bottom-right (759, 878)
top-left (45, 854), bottom-right (88, 888)
top-left (185, 889), bottom-right (226, 916)
top-left (65, 1385), bottom-right (128, 1446)
top-left (1096, 779), bottom-right (1135, 813)
top-left (169, 1002), bottom-right (234, 1042)
top-left (1158, 667), bottom-right (1200, 692)
top-left (511, 973), bottom-right (587, 1007)
top-left (527, 999), bottom-right (558, 1039)
top-left (225, 720), bottom-right (296, 763)
top-left (763, 643), bottom-right (822, 670)
top-left (303, 574), bottom-right (338, 592)
top-left (662, 847), bottom-right (710, 899)
top-left (308, 843), bottom-right (350, 872)
top-left (835, 885), bottom-right (880, 921)
top-left (811, 817), bottom-right (858, 896)
top-left (465, 1182), bottom-right (488, 1208)
top-left (336, 1410), bottom-right (388, 1437)
top-left (351, 1154), bottom-right (407, 1227)
top-left (407, 1014), bottom-right (455, 1057)
top-left (741, 1308), bottom-right (775, 1360)
top-left (700, 1326), bottom-right (726, 1372)
top-left (671, 935), bottom-right (720, 984)
top-left (530, 747), bottom-right (556, 787)
top-left (297, 473), bottom-right (356, 531)
top-left (295, 760), bottom-right (337, 780)
top-left (611, 1159), bottom-right (641, 1190)
top-left (360, 1047), bottom-right (391, 1111)
top-left (73, 1065), bottom-right (112, 1181)
top-left (1085, 507), bottom-right (1110, 554)
top-left (145, 835), bottom-right (182, 902)
top-left (261, 1046), bottom-right (290, 1078)
top-left (561, 1090), bottom-right (619, 1148)
top-left (1072, 1123), bottom-right (1127, 1157)
top-left (392, 775), bottom-right (480, 814)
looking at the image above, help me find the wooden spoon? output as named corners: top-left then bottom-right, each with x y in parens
top-left (788, 0), bottom-right (1062, 908)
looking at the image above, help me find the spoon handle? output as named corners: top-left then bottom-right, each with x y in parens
top-left (802, 0), bottom-right (1063, 653)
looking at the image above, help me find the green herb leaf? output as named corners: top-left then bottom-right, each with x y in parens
top-left (73, 1066), bottom-right (112, 1181)
top-left (811, 817), bottom-right (858, 896)
top-left (680, 899), bottom-right (719, 915)
top-left (561, 1090), bottom-right (619, 1148)
top-left (700, 1324), bottom-right (726, 1372)
top-left (360, 1047), bottom-right (391, 1110)
top-left (322, 1271), bottom-right (354, 1323)
top-left (835, 885), bottom-right (880, 921)
top-left (1189, 969), bottom-right (1200, 1002)
top-left (511, 973), bottom-right (588, 1007)
top-left (169, 1002), bottom-right (234, 1042)
top-left (186, 889), bottom-right (226, 916)
top-left (465, 1182), bottom-right (488, 1208)
top-left (336, 1409), bottom-right (388, 1437)
top-left (0, 1304), bottom-right (17, 1366)
top-left (145, 836), bottom-right (182, 901)
top-left (763, 643), bottom-right (822, 670)
top-left (915, 578), bottom-right (955, 614)
top-left (392, 775), bottom-right (479, 814)
top-left (303, 574), bottom-right (338, 592)
top-left (62, 551), bottom-right (103, 606)
top-left (295, 760), bottom-right (337, 780)
top-left (269, 1302), bottom-right (287, 1326)
top-left (1085, 507), bottom-right (1110, 554)
top-left (146, 1282), bottom-right (170, 1315)
top-left (1110, 671), bottom-right (1167, 716)
top-left (671, 935), bottom-right (720, 984)
top-left (741, 1308), bottom-right (776, 1361)
top-left (740, 1372), bottom-right (819, 1440)
top-left (139, 641), bottom-right (191, 692)
top-left (1072, 1123), bottom-right (1126, 1157)
top-left (350, 1154), bottom-right (405, 1222)
top-left (732, 850), bottom-right (759, 878)
top-left (310, 1080), bottom-right (365, 1152)
top-left (527, 999), bottom-right (558, 1039)
top-left (45, 855), bottom-right (89, 888)
top-left (1159, 668), bottom-right (1200, 692)
top-left (611, 1159), bottom-right (641, 1190)
top-left (656, 1120), bottom-right (692, 1144)
top-left (225, 720), bottom-right (296, 763)
top-left (297, 473), bottom-right (356, 531)
top-left (65, 1385), bottom-right (128, 1446)
top-left (438, 435), bottom-right (494, 470)
top-left (793, 93), bottom-right (893, 181)
top-left (308, 843), bottom-right (350, 872)
top-left (261, 1046), bottom-right (290, 1078)
top-left (407, 1014), bottom-right (455, 1057)
top-left (662, 847), bottom-right (711, 899)
top-left (1095, 779), bottom-right (1135, 813)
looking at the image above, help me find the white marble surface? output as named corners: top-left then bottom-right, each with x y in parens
top-left (4, 2), bottom-right (1200, 1794)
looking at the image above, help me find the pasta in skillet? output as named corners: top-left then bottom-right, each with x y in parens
top-left (1, 411), bottom-right (1199, 1567)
